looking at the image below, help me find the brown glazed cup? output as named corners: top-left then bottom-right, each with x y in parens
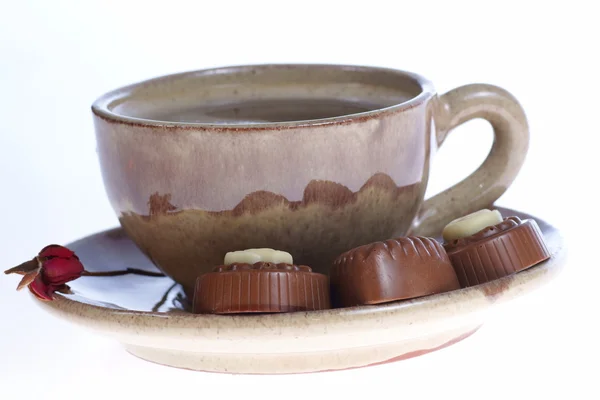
top-left (92, 64), bottom-right (529, 294)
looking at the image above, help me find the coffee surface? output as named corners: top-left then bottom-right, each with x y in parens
top-left (147, 98), bottom-right (385, 124)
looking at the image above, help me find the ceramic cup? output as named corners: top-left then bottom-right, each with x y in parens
top-left (92, 64), bottom-right (528, 294)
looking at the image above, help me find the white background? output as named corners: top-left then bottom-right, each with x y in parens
top-left (1, 0), bottom-right (598, 399)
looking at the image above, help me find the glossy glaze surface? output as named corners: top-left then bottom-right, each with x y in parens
top-left (35, 207), bottom-right (565, 374)
top-left (93, 64), bottom-right (529, 290)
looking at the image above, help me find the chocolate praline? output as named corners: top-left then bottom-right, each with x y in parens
top-left (443, 216), bottom-right (551, 288)
top-left (193, 262), bottom-right (331, 314)
top-left (330, 236), bottom-right (460, 307)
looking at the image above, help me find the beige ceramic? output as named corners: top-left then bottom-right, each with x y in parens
top-left (92, 64), bottom-right (529, 293)
top-left (35, 207), bottom-right (565, 374)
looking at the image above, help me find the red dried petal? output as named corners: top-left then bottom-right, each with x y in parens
top-left (39, 245), bottom-right (75, 260)
top-left (42, 257), bottom-right (84, 286)
top-left (28, 276), bottom-right (53, 301)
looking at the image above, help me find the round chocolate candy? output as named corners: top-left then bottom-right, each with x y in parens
top-left (330, 236), bottom-right (461, 307)
top-left (443, 216), bottom-right (551, 288)
top-left (193, 262), bottom-right (331, 314)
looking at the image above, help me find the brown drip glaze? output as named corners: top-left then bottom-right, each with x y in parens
top-left (141, 173), bottom-right (413, 219)
top-left (330, 236), bottom-right (460, 307)
top-left (147, 192), bottom-right (180, 217)
top-left (193, 262), bottom-right (330, 314)
top-left (443, 217), bottom-right (551, 288)
top-left (120, 174), bottom-right (424, 294)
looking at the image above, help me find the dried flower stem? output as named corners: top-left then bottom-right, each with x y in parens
top-left (81, 269), bottom-right (165, 278)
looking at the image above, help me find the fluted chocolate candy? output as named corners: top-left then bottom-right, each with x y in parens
top-left (193, 262), bottom-right (331, 314)
top-left (330, 237), bottom-right (461, 307)
top-left (443, 216), bottom-right (551, 288)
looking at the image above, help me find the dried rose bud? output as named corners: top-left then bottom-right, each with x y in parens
top-left (4, 245), bottom-right (84, 301)
top-left (37, 245), bottom-right (84, 286)
top-left (5, 245), bottom-right (163, 301)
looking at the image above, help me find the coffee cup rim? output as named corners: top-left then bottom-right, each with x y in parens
top-left (91, 63), bottom-right (435, 130)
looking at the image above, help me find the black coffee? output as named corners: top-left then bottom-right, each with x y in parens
top-left (149, 98), bottom-right (384, 124)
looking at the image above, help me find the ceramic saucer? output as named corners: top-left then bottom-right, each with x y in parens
top-left (35, 207), bottom-right (566, 374)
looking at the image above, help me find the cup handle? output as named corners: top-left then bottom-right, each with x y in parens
top-left (410, 84), bottom-right (529, 237)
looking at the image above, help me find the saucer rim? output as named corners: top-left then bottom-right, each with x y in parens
top-left (35, 206), bottom-right (566, 339)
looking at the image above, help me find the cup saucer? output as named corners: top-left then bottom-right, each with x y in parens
top-left (34, 206), bottom-right (566, 374)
